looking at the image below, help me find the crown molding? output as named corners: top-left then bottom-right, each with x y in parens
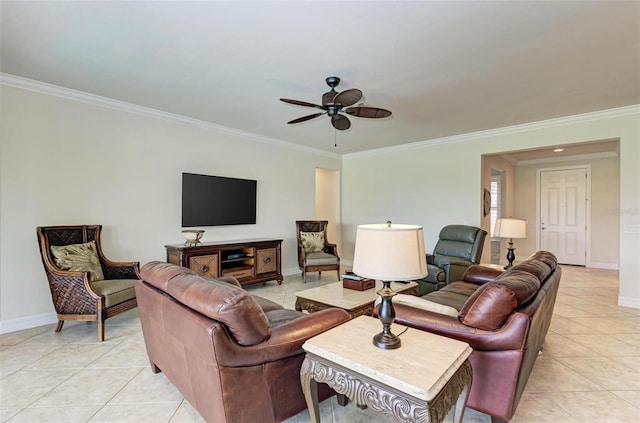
top-left (344, 104), bottom-right (640, 159)
top-left (515, 151), bottom-right (618, 166)
top-left (0, 73), bottom-right (341, 159)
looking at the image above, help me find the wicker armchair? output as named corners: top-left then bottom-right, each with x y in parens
top-left (36, 225), bottom-right (140, 341)
top-left (296, 220), bottom-right (340, 283)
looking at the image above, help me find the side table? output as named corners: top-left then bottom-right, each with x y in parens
top-left (301, 316), bottom-right (472, 423)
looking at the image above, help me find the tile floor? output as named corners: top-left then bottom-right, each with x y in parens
top-left (1, 265), bottom-right (638, 422)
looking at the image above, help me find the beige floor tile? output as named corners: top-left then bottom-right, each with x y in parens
top-left (548, 316), bottom-right (594, 334)
top-left (0, 408), bottom-right (20, 422)
top-left (0, 326), bottom-right (49, 347)
top-left (24, 342), bottom-right (117, 370)
top-left (610, 333), bottom-right (640, 347)
top-left (0, 342), bottom-right (61, 373)
top-left (612, 390), bottom-right (640, 408)
top-left (542, 332), bottom-right (600, 358)
top-left (607, 355), bottom-right (640, 372)
top-left (86, 340), bottom-right (149, 368)
top-left (0, 369), bottom-right (77, 408)
top-left (552, 304), bottom-right (597, 318)
top-left (564, 334), bottom-right (640, 356)
top-left (108, 368), bottom-right (182, 404)
top-left (167, 400), bottom-right (205, 423)
top-left (31, 367), bottom-right (142, 407)
top-left (545, 391), bottom-right (640, 422)
top-left (87, 402), bottom-right (182, 422)
top-left (568, 317), bottom-right (640, 334)
top-left (556, 356), bottom-right (640, 390)
top-left (524, 357), bottom-right (604, 392)
top-left (7, 405), bottom-right (101, 423)
top-left (510, 393), bottom-right (579, 423)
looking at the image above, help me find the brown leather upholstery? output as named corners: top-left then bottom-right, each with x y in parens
top-left (389, 251), bottom-right (561, 422)
top-left (136, 261), bottom-right (351, 423)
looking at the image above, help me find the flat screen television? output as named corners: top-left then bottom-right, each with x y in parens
top-left (182, 173), bottom-right (257, 227)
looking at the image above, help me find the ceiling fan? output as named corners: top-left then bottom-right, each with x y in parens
top-left (280, 77), bottom-right (392, 130)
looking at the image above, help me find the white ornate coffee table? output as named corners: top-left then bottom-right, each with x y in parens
top-left (295, 280), bottom-right (419, 318)
top-left (300, 316), bottom-right (472, 423)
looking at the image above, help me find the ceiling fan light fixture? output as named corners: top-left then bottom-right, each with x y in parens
top-left (280, 77), bottom-right (392, 130)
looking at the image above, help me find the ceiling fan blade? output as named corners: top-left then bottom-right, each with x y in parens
top-left (345, 106), bottom-right (392, 118)
top-left (288, 112), bottom-right (325, 124)
top-left (280, 98), bottom-right (324, 109)
top-left (333, 89), bottom-right (363, 107)
top-left (331, 114), bottom-right (351, 130)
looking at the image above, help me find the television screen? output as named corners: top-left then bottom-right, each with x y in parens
top-left (182, 173), bottom-right (257, 227)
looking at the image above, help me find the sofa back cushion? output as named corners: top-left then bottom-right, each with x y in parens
top-left (459, 271), bottom-right (541, 330)
top-left (141, 262), bottom-right (271, 346)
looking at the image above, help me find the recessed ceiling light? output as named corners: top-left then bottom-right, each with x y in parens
top-left (554, 148), bottom-right (564, 152)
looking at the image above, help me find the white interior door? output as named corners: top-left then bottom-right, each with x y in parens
top-left (539, 168), bottom-right (587, 265)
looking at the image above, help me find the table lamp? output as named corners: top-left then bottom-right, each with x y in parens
top-left (493, 218), bottom-right (527, 269)
top-left (352, 222), bottom-right (428, 349)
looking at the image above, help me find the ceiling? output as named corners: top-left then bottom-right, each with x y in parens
top-left (1, 1), bottom-right (639, 154)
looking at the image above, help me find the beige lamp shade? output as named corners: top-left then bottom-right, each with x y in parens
top-left (352, 223), bottom-right (428, 281)
top-left (494, 218), bottom-right (527, 239)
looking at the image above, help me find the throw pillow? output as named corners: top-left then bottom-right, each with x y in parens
top-left (300, 231), bottom-right (325, 253)
top-left (51, 240), bottom-right (105, 281)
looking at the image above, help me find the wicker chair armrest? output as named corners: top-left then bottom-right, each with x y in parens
top-left (46, 270), bottom-right (101, 306)
top-left (324, 243), bottom-right (339, 258)
top-left (101, 260), bottom-right (141, 280)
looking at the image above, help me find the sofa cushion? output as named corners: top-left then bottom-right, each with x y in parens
top-left (459, 272), bottom-right (541, 330)
top-left (390, 294), bottom-right (459, 317)
top-left (141, 263), bottom-right (271, 346)
top-left (306, 252), bottom-right (338, 265)
top-left (425, 281), bottom-right (480, 310)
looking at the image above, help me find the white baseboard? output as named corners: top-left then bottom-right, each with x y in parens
top-left (618, 296), bottom-right (640, 309)
top-left (0, 311), bottom-right (57, 335)
top-left (588, 261), bottom-right (619, 270)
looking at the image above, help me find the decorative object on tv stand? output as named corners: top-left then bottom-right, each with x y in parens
top-left (352, 221), bottom-right (428, 350)
top-left (493, 218), bottom-right (527, 269)
top-left (182, 229), bottom-right (204, 246)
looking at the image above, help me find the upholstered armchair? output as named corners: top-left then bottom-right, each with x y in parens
top-left (36, 225), bottom-right (140, 341)
top-left (296, 220), bottom-right (340, 283)
top-left (416, 225), bottom-right (487, 295)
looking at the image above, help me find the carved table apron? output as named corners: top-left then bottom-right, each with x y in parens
top-left (301, 355), bottom-right (471, 423)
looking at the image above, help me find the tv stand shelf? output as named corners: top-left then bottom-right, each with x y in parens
top-left (166, 238), bottom-right (283, 287)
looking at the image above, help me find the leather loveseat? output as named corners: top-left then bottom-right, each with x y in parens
top-left (388, 251), bottom-right (561, 422)
top-left (136, 261), bottom-right (351, 423)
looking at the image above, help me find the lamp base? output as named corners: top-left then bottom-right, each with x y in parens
top-left (373, 331), bottom-right (401, 349)
top-left (505, 239), bottom-right (516, 269)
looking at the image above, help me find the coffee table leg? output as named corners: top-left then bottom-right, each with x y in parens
top-left (452, 380), bottom-right (471, 423)
top-left (301, 357), bottom-right (321, 423)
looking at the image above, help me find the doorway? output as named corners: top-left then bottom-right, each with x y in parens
top-left (315, 168), bottom-right (341, 255)
top-left (537, 166), bottom-right (590, 265)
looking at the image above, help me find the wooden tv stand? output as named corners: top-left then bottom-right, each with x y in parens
top-left (165, 238), bottom-right (283, 287)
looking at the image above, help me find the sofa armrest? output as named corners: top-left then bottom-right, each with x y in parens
top-left (462, 265), bottom-right (504, 285)
top-left (392, 303), bottom-right (529, 351)
top-left (435, 256), bottom-right (472, 267)
top-left (214, 308), bottom-right (351, 367)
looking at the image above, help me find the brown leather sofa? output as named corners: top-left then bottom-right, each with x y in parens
top-left (136, 261), bottom-right (351, 423)
top-left (388, 251), bottom-right (561, 423)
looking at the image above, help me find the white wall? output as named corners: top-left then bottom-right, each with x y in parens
top-left (342, 108), bottom-right (640, 308)
top-left (315, 168), bottom-right (341, 254)
top-left (0, 85), bottom-right (341, 330)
